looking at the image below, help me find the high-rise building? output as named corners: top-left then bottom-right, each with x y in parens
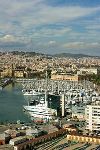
top-left (61, 94), bottom-right (65, 117)
top-left (48, 94), bottom-right (61, 116)
top-left (85, 100), bottom-right (100, 131)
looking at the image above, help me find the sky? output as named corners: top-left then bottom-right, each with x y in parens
top-left (0, 0), bottom-right (100, 55)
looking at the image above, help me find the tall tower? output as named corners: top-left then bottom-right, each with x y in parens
top-left (61, 94), bottom-right (65, 117)
top-left (45, 69), bottom-right (48, 108)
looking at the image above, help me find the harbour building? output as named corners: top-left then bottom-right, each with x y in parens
top-left (51, 74), bottom-right (79, 81)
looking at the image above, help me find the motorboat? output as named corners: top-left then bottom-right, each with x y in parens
top-left (22, 89), bottom-right (43, 96)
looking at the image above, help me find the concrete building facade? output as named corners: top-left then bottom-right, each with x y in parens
top-left (85, 101), bottom-right (100, 131)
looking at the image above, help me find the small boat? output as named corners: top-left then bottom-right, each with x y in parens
top-left (22, 89), bottom-right (43, 96)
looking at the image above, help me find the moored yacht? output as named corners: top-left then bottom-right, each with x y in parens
top-left (22, 89), bottom-right (43, 96)
top-left (23, 103), bottom-right (56, 122)
top-left (23, 90), bottom-right (57, 122)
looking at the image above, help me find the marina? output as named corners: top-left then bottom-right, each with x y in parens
top-left (20, 78), bottom-right (97, 123)
top-left (0, 78), bottom-right (98, 124)
top-left (0, 0), bottom-right (100, 148)
top-left (17, 78), bottom-right (94, 94)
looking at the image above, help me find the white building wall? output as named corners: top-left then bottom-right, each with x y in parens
top-left (88, 106), bottom-right (92, 131)
top-left (61, 94), bottom-right (65, 117)
top-left (85, 104), bottom-right (100, 131)
top-left (77, 68), bottom-right (97, 75)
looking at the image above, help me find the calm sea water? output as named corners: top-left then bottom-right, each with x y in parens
top-left (0, 83), bottom-right (30, 123)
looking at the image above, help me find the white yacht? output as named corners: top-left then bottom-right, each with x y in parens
top-left (23, 95), bottom-right (57, 120)
top-left (22, 89), bottom-right (43, 96)
top-left (29, 109), bottom-right (53, 120)
top-left (23, 103), bottom-right (55, 122)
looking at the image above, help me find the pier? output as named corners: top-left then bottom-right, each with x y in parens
top-left (0, 78), bottom-right (14, 89)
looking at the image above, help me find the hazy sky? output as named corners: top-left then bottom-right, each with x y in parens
top-left (0, 0), bottom-right (100, 55)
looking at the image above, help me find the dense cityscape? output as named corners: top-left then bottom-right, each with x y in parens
top-left (0, 0), bottom-right (100, 149)
top-left (0, 51), bottom-right (100, 150)
top-left (0, 51), bottom-right (100, 79)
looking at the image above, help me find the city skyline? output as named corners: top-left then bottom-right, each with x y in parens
top-left (0, 0), bottom-right (100, 55)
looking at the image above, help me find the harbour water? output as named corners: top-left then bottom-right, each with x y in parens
top-left (0, 83), bottom-right (30, 123)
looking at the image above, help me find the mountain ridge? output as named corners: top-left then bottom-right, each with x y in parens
top-left (0, 51), bottom-right (99, 58)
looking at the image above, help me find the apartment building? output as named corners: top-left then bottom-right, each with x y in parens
top-left (72, 105), bottom-right (85, 121)
top-left (14, 70), bottom-right (24, 78)
top-left (85, 100), bottom-right (100, 131)
top-left (77, 68), bottom-right (98, 75)
top-left (0, 69), bottom-right (12, 78)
